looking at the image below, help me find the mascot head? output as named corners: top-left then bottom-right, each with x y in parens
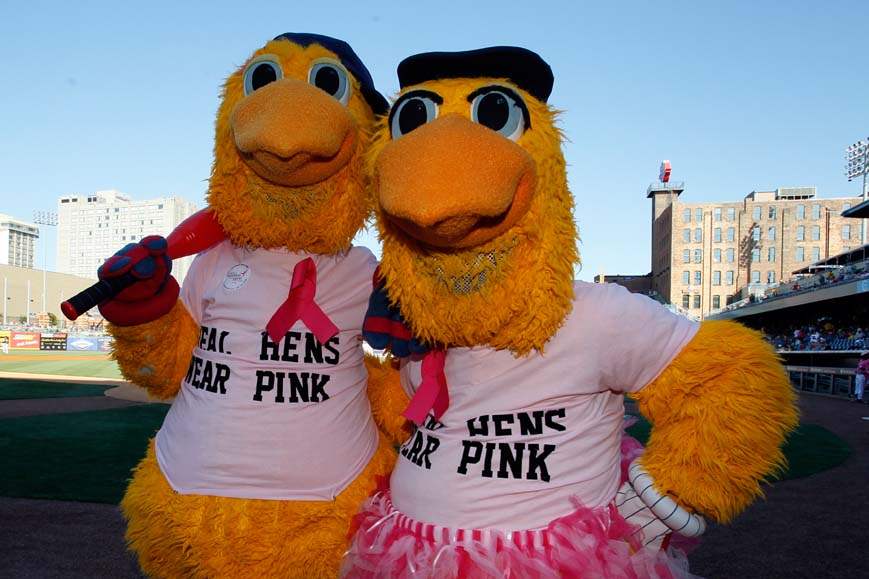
top-left (369, 47), bottom-right (579, 354)
top-left (208, 33), bottom-right (387, 253)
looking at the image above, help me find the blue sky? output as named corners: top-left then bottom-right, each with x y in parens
top-left (2, 0), bottom-right (867, 278)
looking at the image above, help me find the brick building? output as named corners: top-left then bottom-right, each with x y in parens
top-left (645, 184), bottom-right (863, 318)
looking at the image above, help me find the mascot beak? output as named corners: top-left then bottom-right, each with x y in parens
top-left (231, 78), bottom-right (356, 187)
top-left (375, 114), bottom-right (535, 249)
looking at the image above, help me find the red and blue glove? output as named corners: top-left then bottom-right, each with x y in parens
top-left (97, 235), bottom-right (179, 327)
top-left (362, 268), bottom-right (428, 358)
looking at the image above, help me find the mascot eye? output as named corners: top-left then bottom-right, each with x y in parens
top-left (390, 92), bottom-right (440, 140)
top-left (243, 56), bottom-right (283, 95)
top-left (308, 60), bottom-right (351, 105)
top-left (470, 88), bottom-right (527, 141)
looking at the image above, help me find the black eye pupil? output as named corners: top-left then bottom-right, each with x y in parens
top-left (399, 99), bottom-right (429, 134)
top-left (477, 93), bottom-right (510, 131)
top-left (314, 66), bottom-right (340, 95)
top-left (251, 63), bottom-right (277, 90)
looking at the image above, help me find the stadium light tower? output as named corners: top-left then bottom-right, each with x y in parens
top-left (845, 138), bottom-right (869, 244)
top-left (32, 210), bottom-right (58, 317)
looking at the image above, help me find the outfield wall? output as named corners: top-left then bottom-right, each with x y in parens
top-left (0, 330), bottom-right (111, 351)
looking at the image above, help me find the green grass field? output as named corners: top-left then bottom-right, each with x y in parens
top-left (0, 378), bottom-right (111, 400)
top-left (0, 405), bottom-right (850, 504)
top-left (0, 350), bottom-right (122, 379)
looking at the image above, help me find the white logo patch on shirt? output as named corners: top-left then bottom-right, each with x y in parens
top-left (223, 264), bottom-right (251, 292)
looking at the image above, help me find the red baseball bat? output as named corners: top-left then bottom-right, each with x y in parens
top-left (60, 209), bottom-right (226, 321)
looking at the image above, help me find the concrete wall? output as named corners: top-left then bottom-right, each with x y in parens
top-left (0, 264), bottom-right (97, 326)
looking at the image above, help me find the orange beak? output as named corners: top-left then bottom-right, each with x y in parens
top-left (231, 79), bottom-right (356, 187)
top-left (375, 114), bottom-right (535, 249)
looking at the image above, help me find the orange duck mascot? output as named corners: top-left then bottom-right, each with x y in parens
top-left (344, 46), bottom-right (799, 578)
top-left (96, 33), bottom-right (396, 578)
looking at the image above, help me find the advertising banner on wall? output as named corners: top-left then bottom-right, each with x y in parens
top-left (10, 332), bottom-right (41, 350)
top-left (66, 336), bottom-right (102, 351)
top-left (99, 337), bottom-right (113, 352)
top-left (0, 330), bottom-right (10, 352)
top-left (39, 333), bottom-right (68, 351)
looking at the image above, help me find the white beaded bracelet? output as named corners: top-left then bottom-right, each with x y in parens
top-left (627, 460), bottom-right (707, 538)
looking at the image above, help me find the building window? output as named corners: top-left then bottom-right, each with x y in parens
top-left (752, 206), bottom-right (761, 221)
top-left (713, 248), bottom-right (722, 262)
top-left (768, 206), bottom-right (777, 219)
top-left (752, 248), bottom-right (760, 262)
top-left (812, 204), bottom-right (820, 220)
top-left (812, 246), bottom-right (820, 262)
top-left (695, 208), bottom-right (703, 223)
top-left (725, 270), bottom-right (734, 285)
top-left (727, 207), bottom-right (735, 221)
top-left (795, 246), bottom-right (804, 261)
top-left (726, 248), bottom-right (735, 263)
top-left (712, 271), bottom-right (721, 285)
top-left (727, 227), bottom-right (735, 242)
top-left (682, 208), bottom-right (691, 223)
top-left (682, 228), bottom-right (691, 242)
top-left (713, 207), bottom-right (722, 221)
top-left (767, 271), bottom-right (776, 284)
top-left (767, 226), bottom-right (776, 240)
top-left (693, 227), bottom-right (702, 242)
top-left (811, 225), bottom-right (820, 241)
top-left (752, 226), bottom-right (761, 241)
top-left (842, 225), bottom-right (851, 240)
top-left (682, 294), bottom-right (690, 309)
top-left (796, 205), bottom-right (805, 220)
top-left (694, 271), bottom-right (702, 285)
top-left (796, 225), bottom-right (805, 241)
top-left (682, 249), bottom-right (690, 263)
top-left (693, 249), bottom-right (702, 263)
top-left (768, 247), bottom-right (776, 262)
top-left (682, 271), bottom-right (690, 286)
top-left (751, 270), bottom-right (761, 284)
top-left (713, 227), bottom-right (721, 242)
top-left (693, 295), bottom-right (701, 309)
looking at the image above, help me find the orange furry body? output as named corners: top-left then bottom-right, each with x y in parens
top-left (110, 300), bottom-right (198, 400)
top-left (122, 437), bottom-right (395, 578)
top-left (634, 320), bottom-right (799, 522)
top-left (365, 356), bottom-right (411, 446)
top-left (112, 37), bottom-right (393, 578)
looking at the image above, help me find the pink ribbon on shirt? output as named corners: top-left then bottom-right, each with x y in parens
top-left (403, 349), bottom-right (449, 426)
top-left (266, 257), bottom-right (338, 344)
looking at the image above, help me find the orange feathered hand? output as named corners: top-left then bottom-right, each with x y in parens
top-left (632, 320), bottom-right (799, 523)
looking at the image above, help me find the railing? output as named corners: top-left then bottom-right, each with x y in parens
top-left (787, 365), bottom-right (857, 399)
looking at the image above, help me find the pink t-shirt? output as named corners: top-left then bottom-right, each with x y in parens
top-left (390, 282), bottom-right (699, 530)
top-left (155, 241), bottom-right (379, 501)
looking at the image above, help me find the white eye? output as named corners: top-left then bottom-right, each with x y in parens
top-left (243, 55), bottom-right (283, 96)
top-left (470, 87), bottom-right (527, 141)
top-left (389, 91), bottom-right (441, 140)
top-left (308, 59), bottom-right (351, 105)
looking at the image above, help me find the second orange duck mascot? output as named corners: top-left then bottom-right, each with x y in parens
top-left (346, 46), bottom-right (799, 577)
top-left (96, 34), bottom-right (394, 578)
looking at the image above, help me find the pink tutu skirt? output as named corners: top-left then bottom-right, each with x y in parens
top-left (342, 428), bottom-right (697, 579)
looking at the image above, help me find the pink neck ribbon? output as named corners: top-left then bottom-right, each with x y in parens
top-left (266, 257), bottom-right (338, 344)
top-left (402, 349), bottom-right (449, 425)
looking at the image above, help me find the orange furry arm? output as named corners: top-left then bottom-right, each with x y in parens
top-left (109, 299), bottom-right (199, 400)
top-left (632, 320), bottom-right (798, 523)
top-left (365, 355), bottom-right (411, 446)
